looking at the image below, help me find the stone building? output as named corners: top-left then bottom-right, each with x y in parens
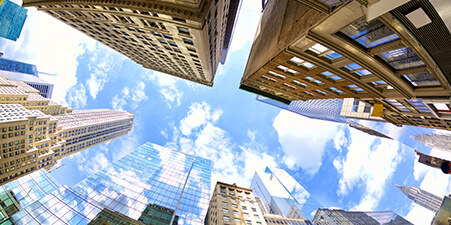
top-left (241, 0), bottom-right (451, 131)
top-left (0, 75), bottom-right (134, 185)
top-left (23, 0), bottom-right (241, 86)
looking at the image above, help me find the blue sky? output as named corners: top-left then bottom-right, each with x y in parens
top-left (1, 1), bottom-right (451, 224)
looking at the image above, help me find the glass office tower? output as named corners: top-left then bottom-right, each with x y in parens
top-left (312, 209), bottom-right (413, 225)
top-left (0, 0), bottom-right (27, 41)
top-left (250, 167), bottom-right (323, 220)
top-left (9, 142), bottom-right (212, 225)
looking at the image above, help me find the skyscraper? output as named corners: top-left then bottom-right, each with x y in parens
top-left (312, 209), bottom-right (413, 225)
top-left (240, 0), bottom-right (451, 132)
top-left (256, 96), bottom-right (392, 139)
top-left (9, 142), bottom-right (212, 225)
top-left (22, 0), bottom-right (241, 86)
top-left (0, 0), bottom-right (27, 41)
top-left (0, 58), bottom-right (54, 98)
top-left (250, 167), bottom-right (322, 220)
top-left (413, 133), bottom-right (451, 152)
top-left (0, 75), bottom-right (134, 185)
top-left (395, 184), bottom-right (444, 213)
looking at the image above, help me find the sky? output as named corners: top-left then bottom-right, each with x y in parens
top-left (1, 1), bottom-right (451, 224)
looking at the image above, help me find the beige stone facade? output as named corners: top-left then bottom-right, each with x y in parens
top-left (205, 182), bottom-right (266, 225)
top-left (241, 0), bottom-right (451, 131)
top-left (0, 76), bottom-right (134, 185)
top-left (23, 0), bottom-right (241, 86)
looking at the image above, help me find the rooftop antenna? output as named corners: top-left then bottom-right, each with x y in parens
top-left (48, 163), bottom-right (66, 173)
top-left (38, 71), bottom-right (57, 76)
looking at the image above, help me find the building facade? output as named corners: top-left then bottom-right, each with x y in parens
top-left (8, 142), bottom-right (212, 225)
top-left (395, 184), bottom-right (444, 213)
top-left (205, 182), bottom-right (266, 225)
top-left (250, 167), bottom-right (322, 220)
top-left (264, 214), bottom-right (312, 225)
top-left (23, 0), bottom-right (241, 86)
top-left (312, 209), bottom-right (413, 225)
top-left (415, 150), bottom-right (451, 173)
top-left (0, 75), bottom-right (134, 185)
top-left (240, 0), bottom-right (451, 132)
top-left (0, 0), bottom-right (27, 41)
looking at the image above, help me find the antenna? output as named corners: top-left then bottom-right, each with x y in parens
top-left (48, 163), bottom-right (66, 173)
top-left (38, 71), bottom-right (57, 76)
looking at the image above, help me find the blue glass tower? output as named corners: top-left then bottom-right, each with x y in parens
top-left (9, 142), bottom-right (212, 224)
top-left (0, 58), bottom-right (38, 76)
top-left (0, 58), bottom-right (54, 98)
top-left (0, 0), bottom-right (27, 41)
top-left (250, 167), bottom-right (323, 220)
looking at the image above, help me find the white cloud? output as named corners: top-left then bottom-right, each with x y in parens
top-left (131, 81), bottom-right (147, 103)
top-left (143, 71), bottom-right (183, 108)
top-left (85, 45), bottom-right (123, 99)
top-left (179, 102), bottom-right (222, 136)
top-left (66, 83), bottom-right (87, 108)
top-left (69, 142), bottom-right (111, 176)
top-left (0, 9), bottom-right (96, 105)
top-left (166, 102), bottom-right (278, 191)
top-left (110, 82), bottom-right (148, 110)
top-left (273, 110), bottom-right (343, 175)
top-left (333, 127), bottom-right (406, 211)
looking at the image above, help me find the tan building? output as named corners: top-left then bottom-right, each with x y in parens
top-left (241, 0), bottom-right (451, 131)
top-left (0, 76), bottom-right (134, 185)
top-left (263, 214), bottom-right (310, 225)
top-left (22, 0), bottom-right (241, 86)
top-left (206, 182), bottom-right (266, 225)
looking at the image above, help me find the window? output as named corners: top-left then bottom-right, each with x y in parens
top-left (232, 204), bottom-right (238, 209)
top-left (324, 52), bottom-right (342, 60)
top-left (379, 47), bottom-right (424, 70)
top-left (363, 104), bottom-right (371, 113)
top-left (173, 17), bottom-right (186, 23)
top-left (183, 38), bottom-right (194, 45)
top-left (223, 208), bottom-right (229, 214)
top-left (178, 27), bottom-right (190, 35)
top-left (309, 43), bottom-right (329, 54)
top-left (339, 17), bottom-right (399, 49)
top-left (222, 202), bottom-right (228, 206)
top-left (223, 216), bottom-right (230, 222)
top-left (251, 208), bottom-right (257, 212)
top-left (235, 218), bottom-right (242, 223)
top-left (403, 73), bottom-right (440, 87)
top-left (352, 99), bottom-right (359, 112)
top-left (234, 211), bottom-right (239, 216)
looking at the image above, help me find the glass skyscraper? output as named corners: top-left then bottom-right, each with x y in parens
top-left (0, 0), bottom-right (27, 41)
top-left (312, 209), bottom-right (413, 225)
top-left (256, 96), bottom-right (392, 139)
top-left (8, 142), bottom-right (212, 225)
top-left (250, 167), bottom-right (323, 220)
